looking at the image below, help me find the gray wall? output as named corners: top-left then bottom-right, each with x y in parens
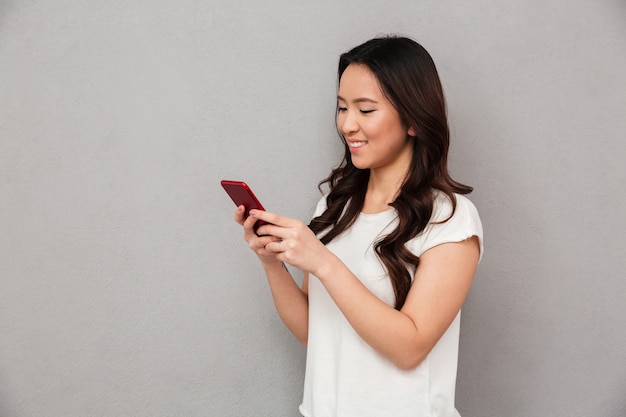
top-left (1, 1), bottom-right (625, 416)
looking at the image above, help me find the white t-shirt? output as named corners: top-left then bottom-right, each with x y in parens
top-left (299, 192), bottom-right (483, 417)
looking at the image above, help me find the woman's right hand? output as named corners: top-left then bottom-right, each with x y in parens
top-left (234, 205), bottom-right (283, 266)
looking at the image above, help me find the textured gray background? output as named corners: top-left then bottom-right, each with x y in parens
top-left (1, 1), bottom-right (625, 416)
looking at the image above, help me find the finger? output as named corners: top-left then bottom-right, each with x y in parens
top-left (242, 211), bottom-right (259, 233)
top-left (256, 223), bottom-right (288, 239)
top-left (255, 235), bottom-right (281, 251)
top-left (263, 238), bottom-right (283, 253)
top-left (234, 205), bottom-right (246, 225)
top-left (249, 210), bottom-right (294, 228)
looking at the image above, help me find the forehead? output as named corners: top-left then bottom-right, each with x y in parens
top-left (338, 64), bottom-right (385, 100)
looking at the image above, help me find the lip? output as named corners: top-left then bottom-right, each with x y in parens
top-left (347, 139), bottom-right (368, 152)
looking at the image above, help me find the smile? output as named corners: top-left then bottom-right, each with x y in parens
top-left (348, 141), bottom-right (367, 148)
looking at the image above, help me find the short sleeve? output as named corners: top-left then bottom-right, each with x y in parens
top-left (407, 193), bottom-right (484, 263)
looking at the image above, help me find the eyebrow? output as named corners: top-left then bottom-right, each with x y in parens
top-left (336, 95), bottom-right (379, 104)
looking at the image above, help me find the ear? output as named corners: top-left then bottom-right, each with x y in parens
top-left (407, 126), bottom-right (417, 137)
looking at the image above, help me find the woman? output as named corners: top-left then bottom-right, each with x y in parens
top-left (234, 35), bottom-right (483, 417)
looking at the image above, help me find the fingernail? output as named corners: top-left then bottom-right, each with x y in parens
top-left (249, 209), bottom-right (257, 216)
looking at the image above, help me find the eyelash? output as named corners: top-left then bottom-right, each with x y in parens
top-left (337, 107), bottom-right (375, 114)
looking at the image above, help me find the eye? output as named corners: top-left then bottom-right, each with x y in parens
top-left (360, 109), bottom-right (375, 114)
top-left (337, 106), bottom-right (347, 113)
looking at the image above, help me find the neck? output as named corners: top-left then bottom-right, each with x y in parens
top-left (361, 165), bottom-right (409, 213)
top-left (369, 170), bottom-right (406, 199)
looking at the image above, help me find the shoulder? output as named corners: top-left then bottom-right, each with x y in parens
top-left (408, 191), bottom-right (484, 260)
top-left (431, 192), bottom-right (480, 224)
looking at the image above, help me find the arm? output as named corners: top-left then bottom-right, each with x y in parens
top-left (261, 262), bottom-right (309, 345)
top-left (235, 206), bottom-right (309, 345)
top-left (315, 236), bottom-right (479, 370)
top-left (253, 209), bottom-right (480, 370)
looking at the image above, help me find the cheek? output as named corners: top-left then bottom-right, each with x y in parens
top-left (381, 114), bottom-right (409, 138)
top-left (366, 117), bottom-right (394, 138)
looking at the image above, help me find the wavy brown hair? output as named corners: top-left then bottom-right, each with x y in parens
top-left (309, 36), bottom-right (472, 309)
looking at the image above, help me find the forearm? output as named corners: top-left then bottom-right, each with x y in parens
top-left (314, 256), bottom-right (424, 369)
top-left (261, 260), bottom-right (309, 345)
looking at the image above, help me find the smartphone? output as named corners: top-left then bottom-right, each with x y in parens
top-left (220, 180), bottom-right (268, 231)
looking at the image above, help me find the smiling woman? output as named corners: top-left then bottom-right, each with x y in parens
top-left (233, 35), bottom-right (483, 417)
top-left (336, 64), bottom-right (415, 183)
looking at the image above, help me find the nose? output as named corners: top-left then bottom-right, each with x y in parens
top-left (338, 109), bottom-right (358, 136)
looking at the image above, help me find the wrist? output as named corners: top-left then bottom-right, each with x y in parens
top-left (260, 258), bottom-right (286, 272)
top-left (311, 251), bottom-right (341, 282)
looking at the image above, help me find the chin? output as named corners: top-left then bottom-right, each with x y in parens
top-left (351, 162), bottom-right (370, 171)
top-left (349, 157), bottom-right (369, 170)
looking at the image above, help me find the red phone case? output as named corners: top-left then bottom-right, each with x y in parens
top-left (220, 180), bottom-right (265, 213)
top-left (220, 180), bottom-right (267, 231)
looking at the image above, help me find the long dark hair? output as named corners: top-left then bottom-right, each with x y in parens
top-left (309, 35), bottom-right (472, 309)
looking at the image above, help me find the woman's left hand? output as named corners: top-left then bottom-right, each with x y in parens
top-left (250, 209), bottom-right (331, 276)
